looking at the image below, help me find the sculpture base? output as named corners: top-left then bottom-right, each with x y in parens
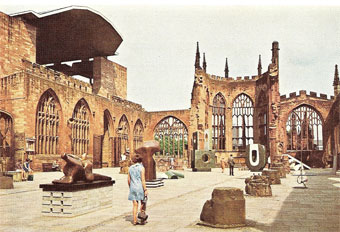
top-left (40, 180), bottom-right (114, 217)
top-left (198, 220), bottom-right (246, 229)
top-left (146, 179), bottom-right (164, 188)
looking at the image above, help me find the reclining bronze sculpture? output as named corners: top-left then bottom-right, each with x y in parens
top-left (52, 153), bottom-right (111, 184)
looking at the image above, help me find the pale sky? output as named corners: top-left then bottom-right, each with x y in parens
top-left (2, 1), bottom-right (340, 111)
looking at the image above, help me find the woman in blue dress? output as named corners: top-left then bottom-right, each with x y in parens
top-left (128, 153), bottom-right (148, 225)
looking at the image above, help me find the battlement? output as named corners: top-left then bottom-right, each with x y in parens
top-left (280, 90), bottom-right (334, 101)
top-left (22, 59), bottom-right (92, 94)
top-left (206, 73), bottom-right (259, 81)
top-left (111, 96), bottom-right (144, 111)
top-left (0, 72), bottom-right (25, 90)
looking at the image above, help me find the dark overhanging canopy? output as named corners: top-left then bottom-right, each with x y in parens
top-left (11, 6), bottom-right (123, 64)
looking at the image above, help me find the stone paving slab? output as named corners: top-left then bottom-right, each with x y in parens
top-left (1, 168), bottom-right (339, 232)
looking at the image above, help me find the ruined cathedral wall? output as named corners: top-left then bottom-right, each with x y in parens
top-left (279, 90), bottom-right (335, 165)
top-left (190, 71), bottom-right (260, 150)
top-left (0, 61), bottom-right (147, 170)
top-left (0, 12), bottom-right (36, 77)
top-left (146, 109), bottom-right (191, 141)
top-left (93, 57), bottom-right (127, 99)
top-left (323, 95), bottom-right (340, 164)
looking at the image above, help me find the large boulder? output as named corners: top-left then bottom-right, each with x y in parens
top-left (200, 187), bottom-right (246, 228)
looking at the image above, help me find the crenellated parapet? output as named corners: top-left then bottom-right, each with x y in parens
top-left (280, 90), bottom-right (334, 102)
top-left (111, 96), bottom-right (144, 111)
top-left (22, 59), bottom-right (92, 94)
top-left (206, 73), bottom-right (260, 82)
top-left (0, 72), bottom-right (25, 90)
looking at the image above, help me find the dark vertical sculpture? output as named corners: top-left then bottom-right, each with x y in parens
top-left (135, 140), bottom-right (160, 181)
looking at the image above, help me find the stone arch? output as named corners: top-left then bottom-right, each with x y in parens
top-left (103, 109), bottom-right (114, 137)
top-left (212, 92), bottom-right (226, 150)
top-left (117, 114), bottom-right (130, 154)
top-left (70, 98), bottom-right (91, 155)
top-left (232, 93), bottom-right (254, 150)
top-left (153, 116), bottom-right (188, 158)
top-left (285, 104), bottom-right (324, 152)
top-left (35, 88), bottom-right (62, 155)
top-left (133, 119), bottom-right (144, 151)
top-left (102, 109), bottom-right (114, 166)
top-left (0, 110), bottom-right (14, 171)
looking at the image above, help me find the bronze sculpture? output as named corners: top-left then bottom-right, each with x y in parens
top-left (135, 140), bottom-right (160, 181)
top-left (52, 153), bottom-right (111, 184)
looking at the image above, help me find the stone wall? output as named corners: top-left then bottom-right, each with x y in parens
top-left (0, 13), bottom-right (36, 77)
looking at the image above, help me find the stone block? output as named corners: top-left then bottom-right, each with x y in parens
top-left (245, 175), bottom-right (272, 197)
top-left (262, 170), bottom-right (281, 184)
top-left (200, 187), bottom-right (246, 228)
top-left (0, 176), bottom-right (14, 189)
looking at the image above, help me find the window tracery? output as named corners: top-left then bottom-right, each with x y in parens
top-left (212, 93), bottom-right (226, 149)
top-left (36, 91), bottom-right (60, 154)
top-left (232, 94), bottom-right (254, 150)
top-left (154, 116), bottom-right (188, 157)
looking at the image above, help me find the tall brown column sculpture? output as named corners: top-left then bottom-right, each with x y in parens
top-left (135, 140), bottom-right (160, 181)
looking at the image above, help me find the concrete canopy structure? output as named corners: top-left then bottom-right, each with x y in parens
top-left (11, 6), bottom-right (123, 64)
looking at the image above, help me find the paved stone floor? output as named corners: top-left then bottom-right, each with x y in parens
top-left (1, 167), bottom-right (339, 232)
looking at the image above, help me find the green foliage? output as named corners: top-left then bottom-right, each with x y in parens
top-left (154, 135), bottom-right (188, 157)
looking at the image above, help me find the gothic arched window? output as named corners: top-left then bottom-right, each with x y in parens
top-left (133, 119), bottom-right (144, 151)
top-left (0, 111), bottom-right (13, 158)
top-left (257, 91), bottom-right (267, 145)
top-left (118, 115), bottom-right (130, 153)
top-left (36, 90), bottom-right (60, 154)
top-left (286, 105), bottom-right (323, 151)
top-left (212, 93), bottom-right (226, 149)
top-left (232, 94), bottom-right (254, 150)
top-left (154, 116), bottom-right (188, 158)
top-left (71, 99), bottom-right (90, 155)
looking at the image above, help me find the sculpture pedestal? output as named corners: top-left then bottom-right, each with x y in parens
top-left (40, 180), bottom-right (114, 217)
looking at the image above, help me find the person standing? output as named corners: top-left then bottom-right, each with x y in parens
top-left (228, 154), bottom-right (235, 176)
top-left (128, 154), bottom-right (148, 225)
top-left (23, 158), bottom-right (32, 180)
top-left (220, 158), bottom-right (226, 173)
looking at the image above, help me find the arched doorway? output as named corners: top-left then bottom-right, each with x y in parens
top-left (133, 119), bottom-right (144, 151)
top-left (102, 110), bottom-right (114, 167)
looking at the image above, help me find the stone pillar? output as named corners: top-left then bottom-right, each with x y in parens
top-left (200, 187), bottom-right (246, 228)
